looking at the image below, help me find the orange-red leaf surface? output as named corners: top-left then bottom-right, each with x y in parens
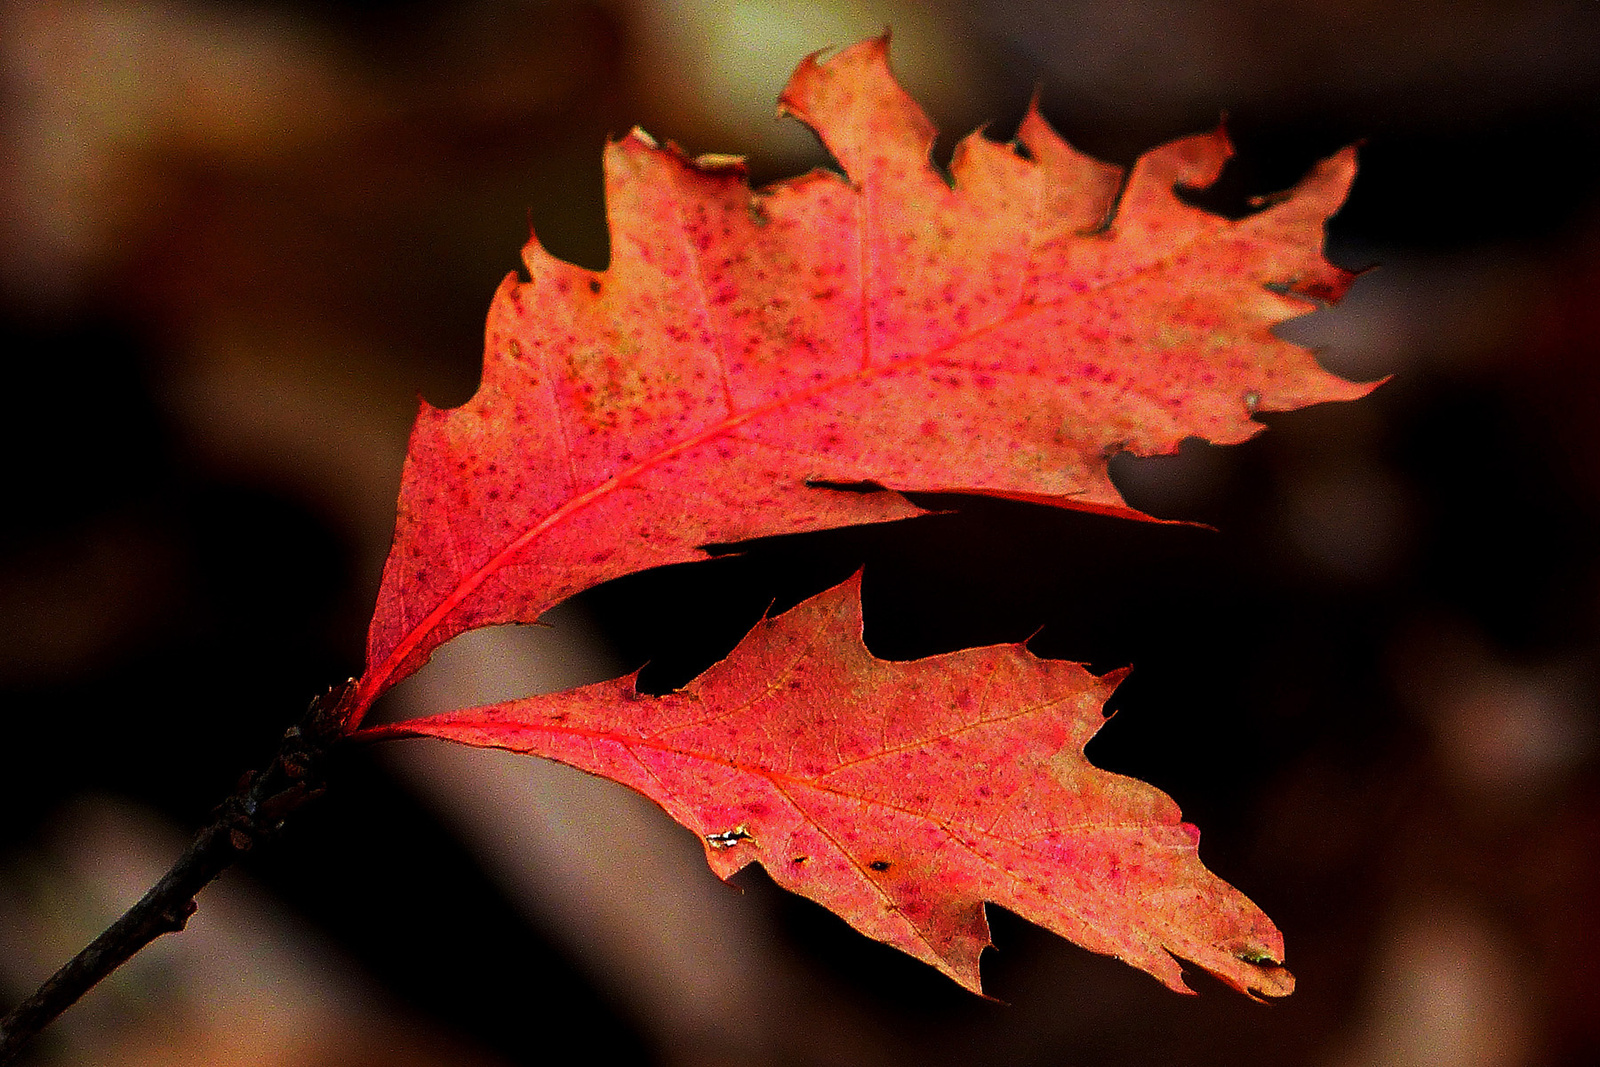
top-left (348, 36), bottom-right (1368, 723)
top-left (364, 574), bottom-right (1294, 998)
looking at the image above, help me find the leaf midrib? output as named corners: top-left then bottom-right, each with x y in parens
top-left (369, 691), bottom-right (1168, 846)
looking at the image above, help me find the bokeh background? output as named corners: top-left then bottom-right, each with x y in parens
top-left (3, 1), bottom-right (1599, 1064)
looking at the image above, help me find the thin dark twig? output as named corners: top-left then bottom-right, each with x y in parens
top-left (0, 680), bottom-right (354, 1066)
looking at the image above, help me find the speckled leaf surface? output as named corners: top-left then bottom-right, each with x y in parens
top-left (349, 34), bottom-right (1368, 722)
top-left (364, 574), bottom-right (1294, 998)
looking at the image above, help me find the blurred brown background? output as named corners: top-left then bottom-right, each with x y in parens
top-left (2, 1), bottom-right (1599, 1065)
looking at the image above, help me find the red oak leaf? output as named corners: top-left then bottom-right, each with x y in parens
top-left (347, 35), bottom-right (1368, 724)
top-left (362, 574), bottom-right (1294, 998)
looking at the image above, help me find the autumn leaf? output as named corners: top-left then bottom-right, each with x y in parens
top-left (360, 574), bottom-right (1294, 998)
top-left (346, 35), bottom-right (1368, 724)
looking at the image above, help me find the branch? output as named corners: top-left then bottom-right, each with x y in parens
top-left (0, 681), bottom-right (355, 1065)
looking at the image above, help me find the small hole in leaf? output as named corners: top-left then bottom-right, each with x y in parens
top-left (705, 824), bottom-right (754, 849)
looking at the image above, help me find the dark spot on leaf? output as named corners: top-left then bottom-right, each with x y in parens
top-left (869, 860), bottom-right (891, 872)
top-left (804, 478), bottom-right (888, 494)
top-left (589, 278), bottom-right (602, 294)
